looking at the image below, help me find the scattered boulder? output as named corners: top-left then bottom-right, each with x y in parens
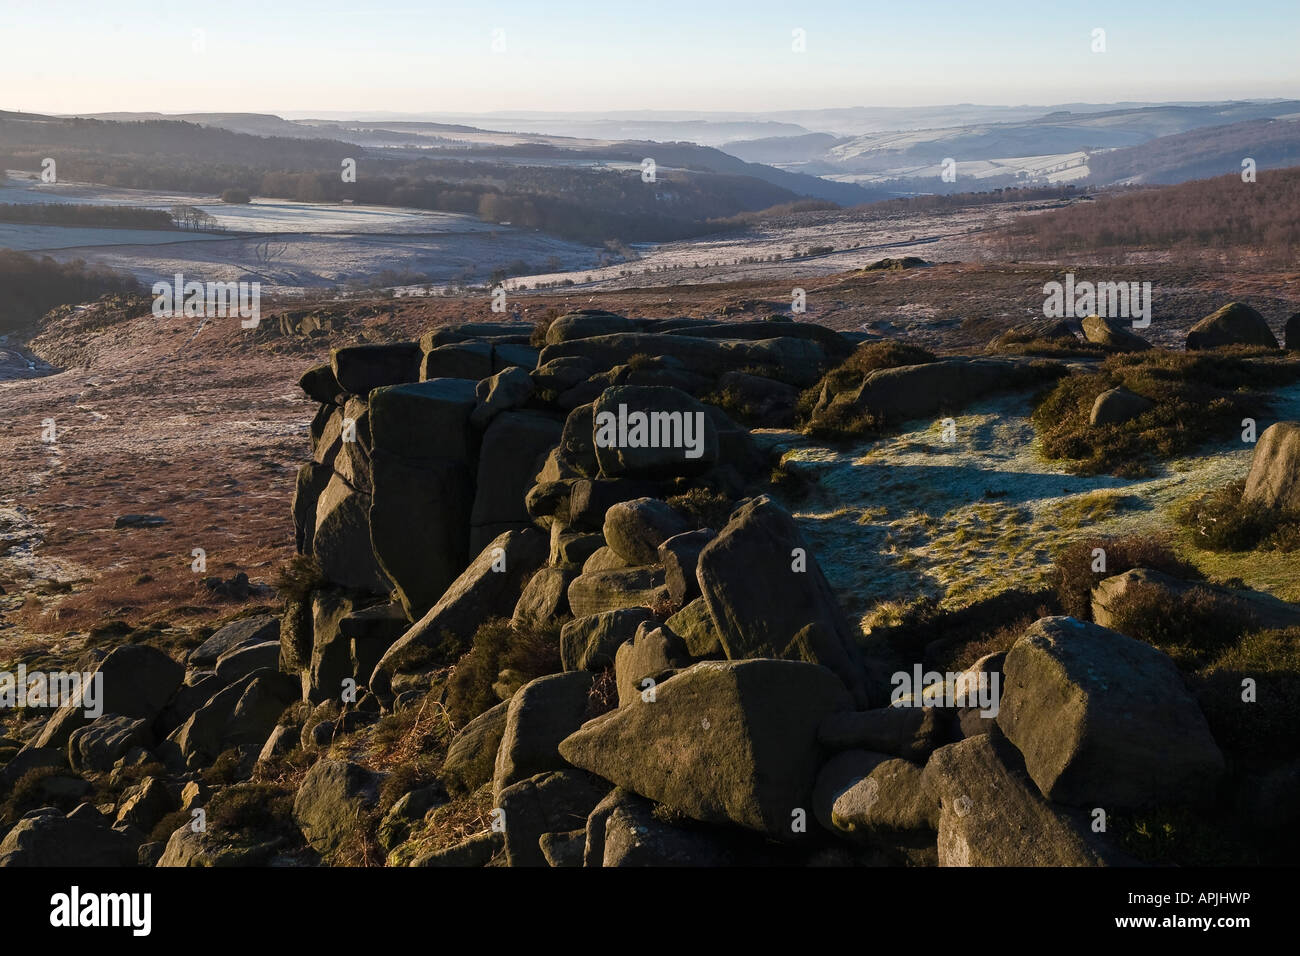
top-left (214, 640), bottom-right (280, 684)
top-left (163, 670), bottom-right (298, 767)
top-left (602, 497), bottom-right (691, 565)
top-left (511, 567), bottom-right (576, 629)
top-left (568, 478), bottom-right (659, 531)
top-left (567, 566), bottom-right (670, 618)
top-left (67, 715), bottom-right (152, 774)
top-left (1092, 567), bottom-right (1300, 632)
top-left (813, 750), bottom-right (937, 838)
top-left (817, 706), bottom-right (945, 763)
top-left (1186, 302), bottom-right (1278, 350)
top-left (658, 529), bottom-right (714, 606)
top-left (496, 769), bottom-right (608, 867)
top-left (471, 366), bottom-right (536, 428)
top-left (292, 758), bottom-right (382, 857)
top-left (30, 644), bottom-right (185, 752)
top-left (665, 597), bottom-right (725, 658)
top-left (1081, 314), bottom-right (1151, 351)
top-left (411, 829), bottom-right (502, 867)
top-left (1287, 313), bottom-right (1300, 351)
top-left (0, 807), bottom-right (138, 867)
top-left (189, 615), bottom-right (279, 669)
top-left (1089, 386), bottom-right (1154, 426)
top-left (614, 623), bottom-right (690, 706)
top-left (587, 788), bottom-right (734, 867)
top-left (827, 358), bottom-right (1021, 426)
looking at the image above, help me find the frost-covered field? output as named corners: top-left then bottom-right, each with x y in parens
top-left (0, 223), bottom-right (222, 251)
top-left (824, 152), bottom-right (1091, 186)
top-left (0, 178), bottom-right (503, 234)
top-left (0, 177), bottom-right (603, 291)
top-left (506, 200), bottom-right (1035, 293)
top-left (36, 230), bottom-right (601, 291)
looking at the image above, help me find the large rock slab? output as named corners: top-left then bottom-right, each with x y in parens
top-left (545, 311), bottom-right (640, 345)
top-left (817, 706), bottom-right (945, 763)
top-left (188, 615), bottom-right (279, 669)
top-left (842, 358), bottom-right (1020, 426)
top-left (493, 671), bottom-right (594, 800)
top-left (30, 644), bottom-right (185, 752)
top-left (0, 807), bottom-right (138, 867)
top-left (813, 750), bottom-right (937, 838)
top-left (559, 659), bottom-right (852, 838)
top-left (441, 701), bottom-right (509, 796)
top-left (496, 768), bottom-right (608, 867)
top-left (369, 378), bottom-right (479, 463)
top-left (997, 616), bottom-right (1225, 808)
top-left (369, 450), bottom-right (475, 619)
top-left (470, 411), bottom-right (562, 552)
top-left (420, 341), bottom-right (493, 381)
top-left (1243, 421), bottom-right (1300, 512)
top-left (370, 529), bottom-right (549, 695)
top-left (163, 670), bottom-right (298, 767)
top-left (567, 566), bottom-right (670, 618)
top-left (697, 495), bottom-right (870, 706)
top-left (560, 608), bottom-right (655, 672)
top-left (313, 472), bottom-right (388, 593)
top-left (331, 342), bottom-right (422, 395)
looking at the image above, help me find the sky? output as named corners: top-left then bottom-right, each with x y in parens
top-left (2, 0), bottom-right (1298, 115)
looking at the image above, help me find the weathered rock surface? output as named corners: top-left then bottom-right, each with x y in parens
top-left (996, 616), bottom-right (1225, 808)
top-left (559, 659), bottom-right (852, 838)
top-left (697, 495), bottom-right (870, 706)
top-left (1243, 421), bottom-right (1300, 512)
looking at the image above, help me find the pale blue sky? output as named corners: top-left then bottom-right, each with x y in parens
top-left (2, 0), bottom-right (1297, 113)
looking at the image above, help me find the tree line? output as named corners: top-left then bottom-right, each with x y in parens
top-left (0, 202), bottom-right (175, 229)
top-left (0, 250), bottom-right (141, 338)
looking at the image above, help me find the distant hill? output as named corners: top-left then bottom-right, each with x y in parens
top-left (1086, 117), bottom-right (1300, 184)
